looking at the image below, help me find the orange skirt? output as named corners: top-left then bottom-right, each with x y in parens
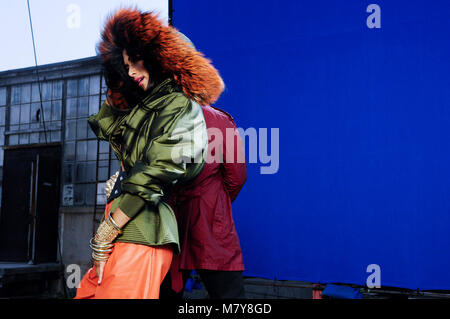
top-left (74, 202), bottom-right (173, 299)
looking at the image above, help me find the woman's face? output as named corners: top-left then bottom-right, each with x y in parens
top-left (122, 50), bottom-right (150, 91)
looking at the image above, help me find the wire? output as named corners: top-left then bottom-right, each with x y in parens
top-left (26, 0), bottom-right (48, 144)
top-left (26, 0), bottom-right (67, 298)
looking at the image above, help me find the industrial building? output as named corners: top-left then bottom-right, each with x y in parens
top-left (0, 56), bottom-right (121, 297)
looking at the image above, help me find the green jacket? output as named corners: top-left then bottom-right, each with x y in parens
top-left (88, 78), bottom-right (207, 253)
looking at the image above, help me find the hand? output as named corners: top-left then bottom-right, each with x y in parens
top-left (90, 209), bottom-right (129, 286)
top-left (94, 259), bottom-right (107, 285)
top-left (106, 88), bottom-right (129, 110)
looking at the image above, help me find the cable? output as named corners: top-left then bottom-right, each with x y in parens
top-left (26, 0), bottom-right (49, 144)
top-left (26, 0), bottom-right (67, 298)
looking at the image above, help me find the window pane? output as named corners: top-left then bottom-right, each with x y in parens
top-left (39, 132), bottom-right (48, 143)
top-left (0, 107), bottom-right (5, 126)
top-left (21, 84), bottom-right (31, 103)
top-left (42, 82), bottom-right (52, 101)
top-left (87, 140), bottom-right (97, 161)
top-left (50, 120), bottom-right (62, 130)
top-left (89, 75), bottom-right (100, 95)
top-left (0, 87), bottom-right (6, 106)
top-left (99, 160), bottom-right (109, 168)
top-left (87, 126), bottom-right (96, 139)
top-left (64, 141), bottom-right (76, 161)
top-left (75, 162), bottom-right (96, 183)
top-left (20, 103), bottom-right (30, 124)
top-left (111, 159), bottom-right (120, 172)
top-left (97, 182), bottom-right (106, 205)
top-left (75, 163), bottom-right (86, 182)
top-left (66, 98), bottom-right (77, 119)
top-left (74, 184), bottom-right (85, 205)
top-left (85, 162), bottom-right (96, 182)
top-left (78, 97), bottom-right (89, 117)
top-left (76, 119), bottom-right (87, 139)
top-left (10, 106), bottom-right (20, 125)
top-left (11, 86), bottom-right (20, 105)
top-left (0, 127), bottom-right (4, 146)
top-left (9, 134), bottom-right (19, 145)
top-left (20, 123), bottom-right (30, 131)
top-left (43, 101), bottom-right (51, 121)
top-left (19, 133), bottom-right (29, 145)
top-left (110, 151), bottom-right (119, 162)
top-left (10, 124), bottom-right (19, 131)
top-left (63, 162), bottom-right (74, 183)
top-left (85, 183), bottom-right (96, 205)
top-left (67, 79), bottom-right (77, 97)
top-left (98, 166), bottom-right (109, 181)
top-left (76, 141), bottom-right (87, 161)
top-left (65, 120), bottom-right (76, 140)
top-left (99, 140), bottom-right (109, 154)
top-left (53, 80), bottom-right (62, 99)
top-left (46, 122), bottom-right (56, 130)
top-left (55, 120), bottom-right (63, 128)
top-left (78, 78), bottom-right (89, 96)
top-left (52, 100), bottom-right (62, 121)
top-left (89, 95), bottom-right (99, 115)
top-left (30, 102), bottom-right (40, 123)
top-left (101, 76), bottom-right (107, 93)
top-left (31, 83), bottom-right (40, 102)
top-left (30, 132), bottom-right (39, 144)
top-left (51, 130), bottom-right (61, 142)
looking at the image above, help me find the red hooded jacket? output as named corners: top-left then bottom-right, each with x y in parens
top-left (169, 105), bottom-right (247, 272)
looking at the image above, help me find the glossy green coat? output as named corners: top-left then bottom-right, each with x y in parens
top-left (88, 79), bottom-right (207, 252)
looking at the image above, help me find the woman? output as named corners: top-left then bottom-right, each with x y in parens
top-left (162, 104), bottom-right (247, 299)
top-left (74, 7), bottom-right (224, 299)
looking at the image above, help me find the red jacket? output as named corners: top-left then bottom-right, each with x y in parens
top-left (169, 105), bottom-right (247, 271)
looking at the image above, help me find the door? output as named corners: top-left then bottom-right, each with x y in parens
top-left (0, 145), bottom-right (61, 263)
top-left (33, 151), bottom-right (61, 263)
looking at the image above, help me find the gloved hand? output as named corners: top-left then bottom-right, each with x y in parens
top-left (106, 87), bottom-right (129, 110)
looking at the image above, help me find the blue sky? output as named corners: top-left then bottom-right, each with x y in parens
top-left (0, 0), bottom-right (168, 71)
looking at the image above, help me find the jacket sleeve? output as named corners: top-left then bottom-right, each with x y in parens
top-left (118, 99), bottom-right (207, 219)
top-left (222, 118), bottom-right (247, 202)
top-left (88, 101), bottom-right (129, 141)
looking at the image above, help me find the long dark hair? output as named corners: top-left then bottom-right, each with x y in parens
top-left (99, 32), bottom-right (168, 109)
top-left (98, 8), bottom-right (225, 106)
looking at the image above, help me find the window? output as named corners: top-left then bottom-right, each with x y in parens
top-left (2, 72), bottom-right (121, 208)
top-left (0, 87), bottom-right (6, 106)
top-left (62, 75), bottom-right (121, 207)
top-left (0, 87), bottom-right (7, 207)
top-left (7, 80), bottom-right (63, 146)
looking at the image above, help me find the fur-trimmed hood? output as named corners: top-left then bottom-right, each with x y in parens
top-left (97, 7), bottom-right (224, 106)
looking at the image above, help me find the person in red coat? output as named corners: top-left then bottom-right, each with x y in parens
top-left (161, 104), bottom-right (247, 299)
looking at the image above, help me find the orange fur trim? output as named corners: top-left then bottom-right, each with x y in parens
top-left (98, 8), bottom-right (224, 105)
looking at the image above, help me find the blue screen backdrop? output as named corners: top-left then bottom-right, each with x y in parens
top-left (173, 0), bottom-right (450, 290)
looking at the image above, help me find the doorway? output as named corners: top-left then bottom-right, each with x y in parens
top-left (0, 144), bottom-right (61, 263)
